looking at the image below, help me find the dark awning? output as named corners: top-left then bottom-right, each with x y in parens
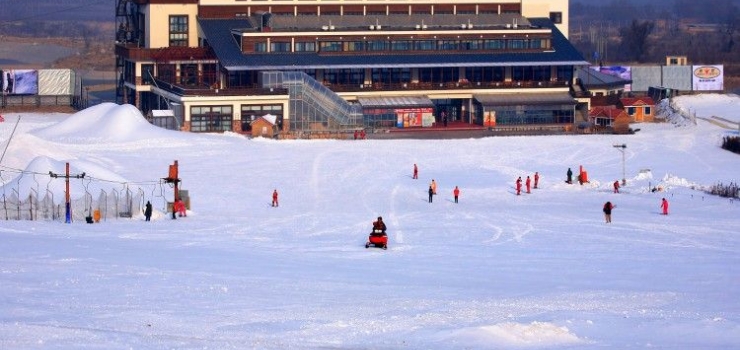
top-left (474, 92), bottom-right (577, 107)
top-left (358, 96), bottom-right (434, 108)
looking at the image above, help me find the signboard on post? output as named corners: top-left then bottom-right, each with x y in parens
top-left (692, 65), bottom-right (723, 91)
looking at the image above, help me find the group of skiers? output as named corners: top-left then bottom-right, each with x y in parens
top-left (515, 172), bottom-right (540, 195)
top-left (412, 165), bottom-right (461, 204)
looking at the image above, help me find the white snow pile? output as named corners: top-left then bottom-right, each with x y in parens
top-left (30, 102), bottom-right (179, 143)
top-left (0, 156), bottom-right (132, 198)
top-left (440, 321), bottom-right (583, 347)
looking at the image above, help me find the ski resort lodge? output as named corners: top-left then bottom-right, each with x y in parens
top-left (113, 0), bottom-right (591, 136)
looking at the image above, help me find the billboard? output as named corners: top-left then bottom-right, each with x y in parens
top-left (38, 69), bottom-right (74, 95)
top-left (395, 108), bottom-right (434, 128)
top-left (692, 65), bottom-right (723, 91)
top-left (591, 65), bottom-right (632, 92)
top-left (1, 69), bottom-right (39, 95)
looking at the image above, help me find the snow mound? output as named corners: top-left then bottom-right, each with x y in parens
top-left (1, 156), bottom-right (134, 199)
top-left (441, 321), bottom-right (582, 347)
top-left (31, 103), bottom-right (177, 143)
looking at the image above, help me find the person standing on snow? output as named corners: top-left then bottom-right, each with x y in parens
top-left (660, 198), bottom-right (669, 215)
top-left (431, 179), bottom-right (437, 195)
top-left (515, 177), bottom-right (522, 195)
top-left (534, 172), bottom-right (540, 189)
top-left (144, 201), bottom-right (153, 221)
top-left (272, 189), bottom-right (279, 207)
top-left (175, 198), bottom-right (187, 217)
top-left (603, 201), bottom-right (615, 223)
top-left (566, 168), bottom-right (573, 184)
top-left (453, 186), bottom-right (460, 203)
top-left (525, 176), bottom-right (531, 193)
top-left (613, 180), bottom-right (620, 193)
top-left (413, 163), bottom-right (418, 179)
top-left (428, 185), bottom-right (434, 203)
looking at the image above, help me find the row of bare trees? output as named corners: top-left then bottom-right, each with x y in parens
top-left (571, 0), bottom-right (740, 65)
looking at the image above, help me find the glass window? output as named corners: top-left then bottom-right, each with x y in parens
top-left (484, 40), bottom-right (505, 50)
top-left (255, 42), bottom-right (267, 52)
top-left (438, 40), bottom-right (459, 50)
top-left (509, 40), bottom-right (526, 49)
top-left (549, 12), bottom-right (562, 24)
top-left (345, 41), bottom-right (365, 51)
top-left (295, 41), bottom-right (316, 52)
top-left (169, 15), bottom-right (188, 47)
top-left (141, 64), bottom-right (154, 85)
top-left (240, 104), bottom-right (284, 132)
top-left (319, 41), bottom-right (342, 52)
top-left (414, 40), bottom-right (435, 50)
top-left (190, 105), bottom-right (233, 133)
top-left (270, 42), bottom-right (291, 52)
top-left (644, 106), bottom-right (651, 115)
top-left (391, 40), bottom-right (412, 51)
top-left (367, 40), bottom-right (389, 51)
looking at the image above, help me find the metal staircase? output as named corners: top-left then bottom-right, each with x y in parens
top-left (260, 71), bottom-right (363, 131)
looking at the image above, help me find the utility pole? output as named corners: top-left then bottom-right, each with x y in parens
top-left (49, 162), bottom-right (85, 223)
top-left (613, 144), bottom-right (627, 186)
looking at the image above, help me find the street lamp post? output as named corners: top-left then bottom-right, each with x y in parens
top-left (613, 144), bottom-right (627, 185)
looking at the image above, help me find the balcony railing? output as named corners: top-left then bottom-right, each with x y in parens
top-left (152, 78), bottom-right (287, 97)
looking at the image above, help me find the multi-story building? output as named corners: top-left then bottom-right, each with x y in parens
top-left (115, 0), bottom-right (588, 135)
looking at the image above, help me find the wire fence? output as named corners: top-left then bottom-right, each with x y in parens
top-left (1, 188), bottom-right (144, 222)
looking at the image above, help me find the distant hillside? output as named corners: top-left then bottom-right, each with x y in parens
top-left (0, 0), bottom-right (115, 22)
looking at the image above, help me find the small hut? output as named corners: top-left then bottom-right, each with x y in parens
top-left (251, 114), bottom-right (279, 138)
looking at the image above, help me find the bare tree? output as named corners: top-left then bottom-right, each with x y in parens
top-left (619, 20), bottom-right (655, 62)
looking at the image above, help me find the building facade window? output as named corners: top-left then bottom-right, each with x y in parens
top-left (240, 104), bottom-right (284, 132)
top-left (295, 41), bottom-right (316, 52)
top-left (549, 12), bottom-right (563, 24)
top-left (319, 41), bottom-right (342, 52)
top-left (169, 15), bottom-right (189, 47)
top-left (270, 42), bottom-right (291, 52)
top-left (190, 106), bottom-right (233, 132)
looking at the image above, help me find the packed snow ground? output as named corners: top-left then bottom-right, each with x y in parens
top-left (0, 94), bottom-right (739, 349)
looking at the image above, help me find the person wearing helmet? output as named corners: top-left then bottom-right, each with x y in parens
top-left (372, 216), bottom-right (387, 234)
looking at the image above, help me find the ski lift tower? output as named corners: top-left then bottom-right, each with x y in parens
top-left (163, 160), bottom-right (181, 217)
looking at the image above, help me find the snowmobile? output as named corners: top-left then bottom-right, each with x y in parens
top-left (365, 229), bottom-right (388, 250)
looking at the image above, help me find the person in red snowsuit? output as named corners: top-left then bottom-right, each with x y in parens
top-left (175, 198), bottom-right (187, 217)
top-left (453, 186), bottom-right (460, 203)
top-left (534, 172), bottom-right (540, 189)
top-left (660, 198), bottom-right (669, 215)
top-left (525, 176), bottom-right (531, 193)
top-left (613, 180), bottom-right (620, 193)
top-left (515, 177), bottom-right (522, 195)
top-left (272, 189), bottom-right (279, 207)
top-left (412, 163), bottom-right (418, 179)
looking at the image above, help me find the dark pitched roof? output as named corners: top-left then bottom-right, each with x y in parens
top-left (576, 66), bottom-right (632, 88)
top-left (199, 17), bottom-right (588, 71)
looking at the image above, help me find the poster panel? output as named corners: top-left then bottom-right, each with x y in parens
top-left (2, 69), bottom-right (39, 95)
top-left (38, 69), bottom-right (73, 95)
top-left (591, 65), bottom-right (632, 91)
top-left (692, 65), bottom-right (723, 91)
top-left (395, 108), bottom-right (433, 128)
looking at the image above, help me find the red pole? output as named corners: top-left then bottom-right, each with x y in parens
top-left (65, 162), bottom-right (71, 223)
top-left (173, 160), bottom-right (179, 202)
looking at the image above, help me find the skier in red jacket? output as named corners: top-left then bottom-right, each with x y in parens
top-left (525, 176), bottom-right (531, 193)
top-left (660, 197), bottom-right (669, 215)
top-left (515, 177), bottom-right (522, 195)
